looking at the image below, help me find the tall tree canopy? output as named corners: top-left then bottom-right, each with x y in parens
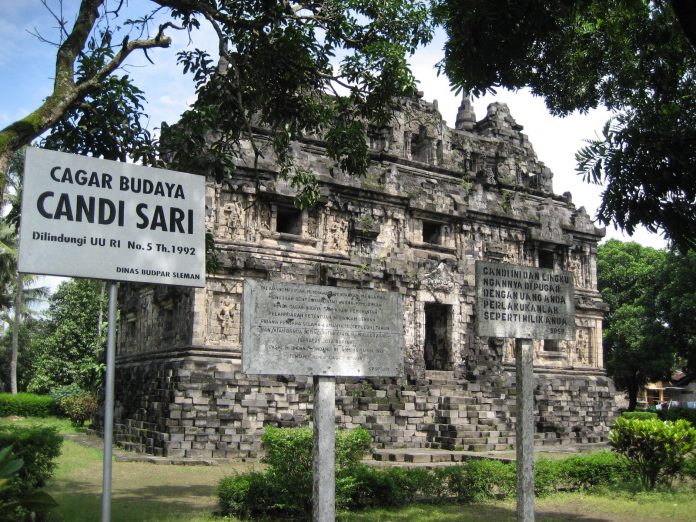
top-left (27, 278), bottom-right (106, 393)
top-left (597, 240), bottom-right (671, 410)
top-left (40, 36), bottom-right (157, 163)
top-left (657, 248), bottom-right (696, 375)
top-left (1, 150), bottom-right (49, 394)
top-left (1, 0), bottom-right (433, 207)
top-left (435, 0), bottom-right (696, 250)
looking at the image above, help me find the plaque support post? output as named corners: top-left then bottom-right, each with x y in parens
top-left (313, 376), bottom-right (336, 522)
top-left (101, 282), bottom-right (118, 522)
top-left (515, 338), bottom-right (535, 522)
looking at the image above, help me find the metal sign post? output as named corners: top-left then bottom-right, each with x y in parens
top-left (101, 282), bottom-right (118, 522)
top-left (17, 148), bottom-right (207, 522)
top-left (242, 280), bottom-right (404, 522)
top-left (475, 261), bottom-right (576, 522)
top-left (515, 338), bottom-right (535, 522)
top-left (313, 376), bottom-right (336, 522)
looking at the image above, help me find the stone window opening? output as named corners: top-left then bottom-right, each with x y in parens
top-left (411, 126), bottom-right (432, 163)
top-left (422, 221), bottom-right (442, 245)
top-left (538, 249), bottom-right (555, 269)
top-left (424, 303), bottom-right (452, 371)
top-left (543, 340), bottom-right (561, 352)
top-left (276, 206), bottom-right (303, 235)
top-left (161, 306), bottom-right (174, 340)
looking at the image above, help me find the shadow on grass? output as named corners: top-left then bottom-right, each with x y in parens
top-left (339, 502), bottom-right (615, 522)
top-left (47, 478), bottom-right (221, 522)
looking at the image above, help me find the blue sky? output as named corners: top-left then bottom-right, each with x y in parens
top-left (0, 0), bottom-right (666, 251)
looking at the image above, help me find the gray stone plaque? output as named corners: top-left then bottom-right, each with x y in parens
top-left (476, 261), bottom-right (575, 340)
top-left (242, 280), bottom-right (404, 377)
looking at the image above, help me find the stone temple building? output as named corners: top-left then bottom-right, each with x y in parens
top-left (113, 94), bottom-right (616, 458)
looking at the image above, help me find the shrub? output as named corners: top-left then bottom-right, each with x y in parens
top-left (556, 451), bottom-right (630, 490)
top-left (609, 416), bottom-right (696, 489)
top-left (385, 467), bottom-right (440, 503)
top-left (50, 384), bottom-right (98, 425)
top-left (219, 425), bottom-right (373, 518)
top-left (620, 411), bottom-right (658, 421)
top-left (218, 471), bottom-right (280, 520)
top-left (0, 425), bottom-right (62, 491)
top-left (342, 453), bottom-right (635, 509)
top-left (0, 425), bottom-right (62, 521)
top-left (58, 392), bottom-right (98, 426)
top-left (260, 426), bottom-right (314, 515)
top-left (412, 466), bottom-right (445, 501)
top-left (535, 458), bottom-right (562, 496)
top-left (341, 465), bottom-right (464, 509)
top-left (437, 465), bottom-right (481, 502)
top-left (335, 427), bottom-right (371, 470)
top-left (0, 445), bottom-right (58, 521)
top-left (49, 383), bottom-right (85, 405)
top-left (342, 460), bottom-right (518, 509)
top-left (457, 458), bottom-right (516, 502)
top-left (658, 407), bottom-right (696, 426)
top-left (682, 455), bottom-right (696, 481)
top-left (0, 393), bottom-right (55, 418)
top-left (220, 430), bottom-right (654, 518)
top-left (344, 465), bottom-right (407, 509)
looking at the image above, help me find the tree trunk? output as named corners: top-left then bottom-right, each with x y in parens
top-left (672, 0), bottom-right (696, 53)
top-left (98, 281), bottom-right (105, 337)
top-left (627, 381), bottom-right (638, 411)
top-left (10, 273), bottom-right (23, 395)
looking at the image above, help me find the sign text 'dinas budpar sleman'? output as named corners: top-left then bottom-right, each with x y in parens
top-left (475, 261), bottom-right (575, 340)
top-left (18, 147), bottom-right (205, 287)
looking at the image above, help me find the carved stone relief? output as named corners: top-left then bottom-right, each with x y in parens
top-left (419, 262), bottom-right (455, 295)
top-left (325, 211), bottom-right (350, 252)
top-left (207, 291), bottom-right (242, 346)
top-left (220, 197), bottom-right (245, 241)
top-left (575, 326), bottom-right (596, 367)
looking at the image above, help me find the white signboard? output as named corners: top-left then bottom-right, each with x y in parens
top-left (18, 147), bottom-right (205, 287)
top-left (242, 280), bottom-right (404, 377)
top-left (475, 261), bottom-right (575, 340)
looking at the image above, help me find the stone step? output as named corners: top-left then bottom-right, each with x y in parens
top-left (120, 441), bottom-right (146, 453)
top-left (372, 448), bottom-right (472, 463)
top-left (433, 425), bottom-right (482, 435)
top-left (434, 434), bottom-right (485, 444)
top-left (367, 460), bottom-right (469, 469)
top-left (468, 443), bottom-right (497, 452)
top-left (369, 448), bottom-right (516, 467)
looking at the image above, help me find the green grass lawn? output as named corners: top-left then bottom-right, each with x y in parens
top-left (339, 490), bottom-right (696, 522)
top-left (4, 416), bottom-right (696, 521)
top-left (45, 435), bottom-right (259, 521)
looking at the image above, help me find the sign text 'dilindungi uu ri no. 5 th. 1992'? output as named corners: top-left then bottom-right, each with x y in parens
top-left (18, 147), bottom-right (205, 286)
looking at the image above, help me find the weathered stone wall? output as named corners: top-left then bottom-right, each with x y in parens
top-left (113, 94), bottom-right (616, 458)
top-left (113, 352), bottom-right (614, 457)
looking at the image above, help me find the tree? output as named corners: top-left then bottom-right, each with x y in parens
top-left (27, 278), bottom-right (106, 393)
top-left (40, 34), bottom-right (158, 163)
top-left (0, 0), bottom-right (172, 193)
top-left (434, 1), bottom-right (696, 250)
top-left (597, 240), bottom-right (671, 410)
top-left (0, 151), bottom-right (49, 394)
top-left (0, 317), bottom-right (43, 393)
top-left (657, 248), bottom-right (696, 375)
top-left (1, 0), bottom-right (433, 206)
